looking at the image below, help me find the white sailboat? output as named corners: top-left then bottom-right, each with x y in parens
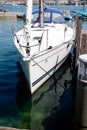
top-left (13, 0), bottom-right (75, 94)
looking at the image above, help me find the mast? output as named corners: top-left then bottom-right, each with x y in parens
top-left (39, 0), bottom-right (44, 28)
top-left (26, 0), bottom-right (33, 32)
top-left (25, 0), bottom-right (33, 54)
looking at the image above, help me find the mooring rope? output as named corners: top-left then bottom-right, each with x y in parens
top-left (31, 57), bottom-right (72, 93)
top-left (31, 58), bottom-right (72, 100)
top-left (31, 58), bottom-right (51, 77)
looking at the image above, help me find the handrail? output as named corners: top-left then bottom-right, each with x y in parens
top-left (17, 42), bottom-right (40, 48)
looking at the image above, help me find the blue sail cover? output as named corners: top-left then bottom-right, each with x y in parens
top-left (32, 7), bottom-right (64, 24)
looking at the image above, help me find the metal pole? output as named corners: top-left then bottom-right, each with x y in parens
top-left (75, 54), bottom-right (87, 129)
top-left (39, 0), bottom-right (44, 28)
top-left (26, 0), bottom-right (32, 32)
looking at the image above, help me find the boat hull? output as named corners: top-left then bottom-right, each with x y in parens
top-left (17, 41), bottom-right (74, 94)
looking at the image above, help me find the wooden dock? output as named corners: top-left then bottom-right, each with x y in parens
top-left (0, 11), bottom-right (25, 19)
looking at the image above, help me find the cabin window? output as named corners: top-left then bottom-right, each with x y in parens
top-left (44, 12), bottom-right (51, 23)
top-left (32, 13), bottom-right (39, 23)
top-left (52, 13), bottom-right (64, 23)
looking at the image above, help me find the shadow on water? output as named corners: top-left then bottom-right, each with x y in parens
top-left (0, 60), bottom-right (32, 129)
top-left (15, 61), bottom-right (32, 129)
top-left (16, 61), bottom-right (31, 108)
top-left (41, 78), bottom-right (73, 130)
top-left (42, 90), bottom-right (73, 130)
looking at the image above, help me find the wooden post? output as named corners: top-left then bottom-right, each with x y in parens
top-left (75, 14), bottom-right (82, 65)
top-left (80, 33), bottom-right (87, 54)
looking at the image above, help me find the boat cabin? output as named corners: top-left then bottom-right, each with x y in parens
top-left (32, 7), bottom-right (64, 24)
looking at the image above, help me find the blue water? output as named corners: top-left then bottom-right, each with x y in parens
top-left (0, 5), bottom-right (87, 130)
top-left (1, 4), bottom-right (87, 12)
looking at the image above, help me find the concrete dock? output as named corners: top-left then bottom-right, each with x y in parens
top-left (0, 11), bottom-right (25, 19)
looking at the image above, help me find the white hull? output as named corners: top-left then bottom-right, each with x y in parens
top-left (16, 40), bottom-right (73, 94)
top-left (13, 6), bottom-right (75, 94)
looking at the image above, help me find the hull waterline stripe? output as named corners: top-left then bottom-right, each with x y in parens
top-left (32, 54), bottom-right (68, 87)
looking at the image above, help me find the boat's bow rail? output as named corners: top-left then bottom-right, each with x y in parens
top-left (13, 26), bottom-right (45, 56)
top-left (13, 22), bottom-right (75, 58)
